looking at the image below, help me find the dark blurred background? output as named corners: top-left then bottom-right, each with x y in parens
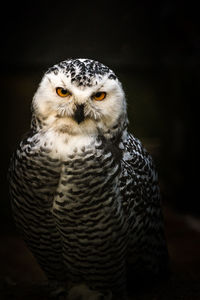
top-left (0, 1), bottom-right (200, 298)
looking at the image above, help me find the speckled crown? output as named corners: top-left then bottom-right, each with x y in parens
top-left (46, 58), bottom-right (117, 87)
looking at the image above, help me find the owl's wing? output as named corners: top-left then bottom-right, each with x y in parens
top-left (8, 135), bottom-right (67, 286)
top-left (120, 133), bottom-right (169, 285)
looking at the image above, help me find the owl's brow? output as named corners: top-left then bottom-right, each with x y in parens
top-left (46, 76), bottom-right (59, 92)
top-left (96, 82), bottom-right (106, 91)
top-left (47, 76), bottom-right (69, 91)
top-left (46, 76), bottom-right (54, 88)
top-left (60, 79), bottom-right (67, 89)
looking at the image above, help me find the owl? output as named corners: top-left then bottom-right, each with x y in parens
top-left (8, 58), bottom-right (168, 300)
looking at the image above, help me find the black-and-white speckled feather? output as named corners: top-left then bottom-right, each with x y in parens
top-left (8, 58), bottom-right (168, 300)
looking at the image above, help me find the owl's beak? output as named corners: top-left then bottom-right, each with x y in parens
top-left (74, 104), bottom-right (85, 124)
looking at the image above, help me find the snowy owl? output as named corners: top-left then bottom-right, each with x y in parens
top-left (9, 58), bottom-right (168, 300)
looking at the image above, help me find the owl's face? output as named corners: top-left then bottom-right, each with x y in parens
top-left (33, 59), bottom-right (127, 137)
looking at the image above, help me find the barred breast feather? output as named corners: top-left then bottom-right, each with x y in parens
top-left (8, 128), bottom-right (168, 297)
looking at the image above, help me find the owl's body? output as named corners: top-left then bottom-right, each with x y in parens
top-left (9, 59), bottom-right (168, 299)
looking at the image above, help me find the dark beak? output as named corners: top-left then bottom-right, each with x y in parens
top-left (74, 104), bottom-right (85, 124)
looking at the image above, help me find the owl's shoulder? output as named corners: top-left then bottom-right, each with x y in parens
top-left (122, 132), bottom-right (151, 161)
top-left (121, 132), bottom-right (157, 180)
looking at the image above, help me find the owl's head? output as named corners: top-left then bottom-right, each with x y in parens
top-left (32, 59), bottom-right (127, 138)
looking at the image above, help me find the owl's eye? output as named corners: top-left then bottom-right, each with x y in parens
top-left (56, 87), bottom-right (71, 97)
top-left (93, 92), bottom-right (106, 101)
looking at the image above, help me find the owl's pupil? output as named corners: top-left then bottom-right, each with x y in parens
top-left (95, 92), bottom-right (102, 97)
top-left (62, 89), bottom-right (67, 94)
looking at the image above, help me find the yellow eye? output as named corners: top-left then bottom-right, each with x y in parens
top-left (56, 87), bottom-right (71, 97)
top-left (93, 92), bottom-right (106, 101)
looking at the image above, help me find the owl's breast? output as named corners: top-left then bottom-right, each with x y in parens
top-left (51, 139), bottom-right (128, 279)
top-left (51, 133), bottom-right (124, 224)
top-left (55, 144), bottom-right (119, 206)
